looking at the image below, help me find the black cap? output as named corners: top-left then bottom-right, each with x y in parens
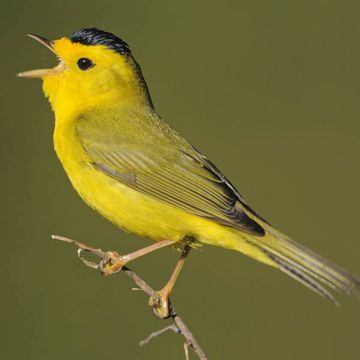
top-left (69, 28), bottom-right (131, 55)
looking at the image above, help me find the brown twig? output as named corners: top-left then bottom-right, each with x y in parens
top-left (52, 234), bottom-right (208, 360)
top-left (184, 340), bottom-right (191, 360)
top-left (139, 324), bottom-right (180, 346)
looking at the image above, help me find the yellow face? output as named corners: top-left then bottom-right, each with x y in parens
top-left (19, 35), bottom-right (143, 114)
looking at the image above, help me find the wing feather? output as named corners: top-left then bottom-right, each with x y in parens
top-left (77, 111), bottom-right (265, 236)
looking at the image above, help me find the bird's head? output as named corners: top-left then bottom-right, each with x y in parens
top-left (18, 28), bottom-right (152, 115)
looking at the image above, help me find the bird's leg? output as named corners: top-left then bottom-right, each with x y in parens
top-left (149, 243), bottom-right (192, 319)
top-left (100, 239), bottom-right (176, 275)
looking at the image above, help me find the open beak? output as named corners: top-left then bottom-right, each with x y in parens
top-left (17, 34), bottom-right (63, 78)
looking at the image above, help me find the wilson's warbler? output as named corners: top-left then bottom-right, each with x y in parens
top-left (18, 28), bottom-right (360, 314)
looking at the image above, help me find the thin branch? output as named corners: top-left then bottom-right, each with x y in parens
top-left (139, 324), bottom-right (180, 346)
top-left (52, 234), bottom-right (208, 360)
top-left (184, 341), bottom-right (191, 360)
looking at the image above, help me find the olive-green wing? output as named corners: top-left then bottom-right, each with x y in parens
top-left (76, 112), bottom-right (265, 236)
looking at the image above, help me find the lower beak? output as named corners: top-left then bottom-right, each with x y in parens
top-left (17, 64), bottom-right (64, 78)
top-left (17, 34), bottom-right (63, 79)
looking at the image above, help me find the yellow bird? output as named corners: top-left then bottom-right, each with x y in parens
top-left (19, 28), bottom-right (359, 315)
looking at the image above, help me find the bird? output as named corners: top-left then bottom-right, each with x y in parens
top-left (18, 28), bottom-right (360, 315)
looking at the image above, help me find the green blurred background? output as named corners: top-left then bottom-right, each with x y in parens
top-left (1, 1), bottom-right (359, 359)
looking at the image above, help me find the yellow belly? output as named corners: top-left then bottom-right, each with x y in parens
top-left (53, 120), bottom-right (273, 266)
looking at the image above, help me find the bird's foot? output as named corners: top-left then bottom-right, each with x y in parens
top-left (100, 251), bottom-right (128, 275)
top-left (149, 288), bottom-right (173, 319)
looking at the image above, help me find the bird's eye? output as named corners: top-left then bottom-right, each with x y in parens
top-left (77, 58), bottom-right (94, 71)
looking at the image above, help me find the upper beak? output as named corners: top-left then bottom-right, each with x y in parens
top-left (17, 34), bottom-right (63, 78)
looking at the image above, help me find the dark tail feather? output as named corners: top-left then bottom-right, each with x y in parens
top-left (251, 225), bottom-right (360, 305)
top-left (266, 251), bottom-right (340, 305)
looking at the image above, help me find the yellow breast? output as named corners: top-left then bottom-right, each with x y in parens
top-left (53, 109), bottom-right (273, 268)
top-left (54, 117), bottom-right (189, 241)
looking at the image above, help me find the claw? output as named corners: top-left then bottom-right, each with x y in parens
top-left (149, 289), bottom-right (172, 319)
top-left (100, 251), bottom-right (128, 275)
